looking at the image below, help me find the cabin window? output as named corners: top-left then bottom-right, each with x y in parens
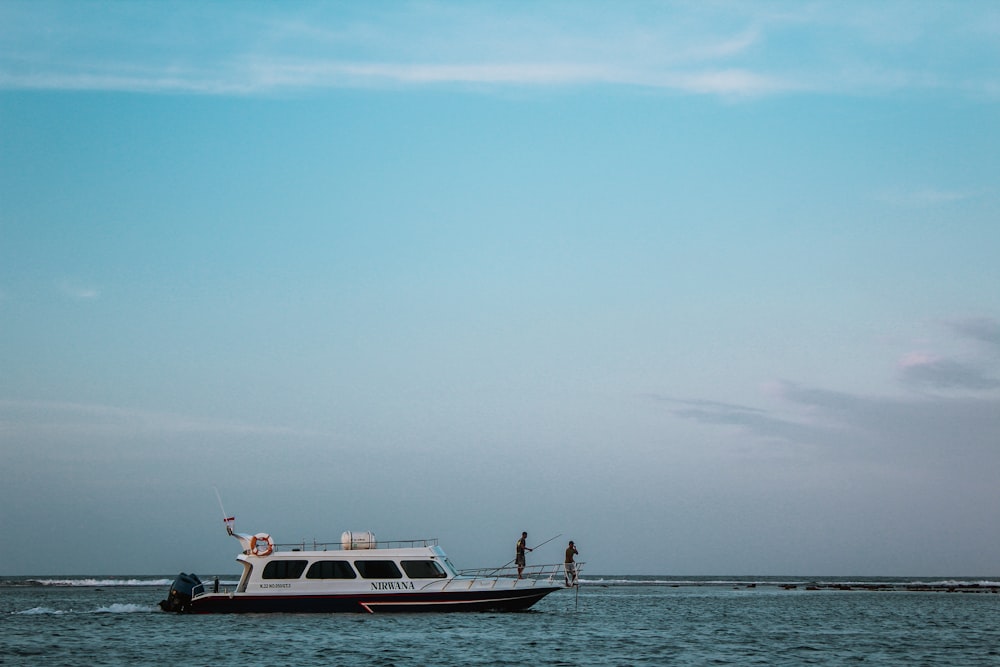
top-left (401, 560), bottom-right (447, 579)
top-left (306, 560), bottom-right (357, 579)
top-left (262, 560), bottom-right (308, 579)
top-left (354, 560), bottom-right (402, 579)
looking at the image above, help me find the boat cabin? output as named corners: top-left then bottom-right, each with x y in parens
top-left (232, 539), bottom-right (457, 594)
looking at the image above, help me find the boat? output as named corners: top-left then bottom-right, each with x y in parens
top-left (159, 519), bottom-right (582, 613)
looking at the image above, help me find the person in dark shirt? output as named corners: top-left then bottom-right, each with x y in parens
top-left (516, 531), bottom-right (532, 579)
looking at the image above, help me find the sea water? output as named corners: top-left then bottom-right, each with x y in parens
top-left (2, 576), bottom-right (999, 666)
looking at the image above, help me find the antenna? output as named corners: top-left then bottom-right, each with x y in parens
top-left (214, 487), bottom-right (235, 535)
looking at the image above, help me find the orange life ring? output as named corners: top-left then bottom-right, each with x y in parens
top-left (250, 533), bottom-right (274, 557)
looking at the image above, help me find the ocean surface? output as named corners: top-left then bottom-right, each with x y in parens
top-left (3, 575), bottom-right (999, 666)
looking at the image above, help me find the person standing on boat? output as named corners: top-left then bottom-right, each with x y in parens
top-left (564, 540), bottom-right (579, 586)
top-left (516, 532), bottom-right (532, 579)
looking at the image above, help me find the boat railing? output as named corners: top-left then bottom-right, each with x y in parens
top-left (190, 577), bottom-right (226, 599)
top-left (446, 562), bottom-right (585, 589)
top-left (270, 537), bottom-right (440, 552)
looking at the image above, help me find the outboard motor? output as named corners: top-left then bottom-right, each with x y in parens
top-left (159, 572), bottom-right (203, 612)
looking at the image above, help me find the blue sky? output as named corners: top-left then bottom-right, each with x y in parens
top-left (1, 1), bottom-right (999, 576)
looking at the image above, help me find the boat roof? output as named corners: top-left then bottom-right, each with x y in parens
top-left (233, 532), bottom-right (445, 559)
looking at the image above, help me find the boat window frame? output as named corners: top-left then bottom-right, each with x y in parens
top-left (353, 560), bottom-right (403, 579)
top-left (305, 560), bottom-right (358, 580)
top-left (400, 560), bottom-right (448, 579)
top-left (261, 559), bottom-right (309, 580)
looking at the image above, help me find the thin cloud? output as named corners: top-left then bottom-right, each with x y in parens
top-left (0, 399), bottom-right (326, 439)
top-left (779, 382), bottom-right (1000, 460)
top-left (665, 317), bottom-right (1000, 467)
top-left (648, 394), bottom-right (767, 414)
top-left (949, 317), bottom-right (1000, 348)
top-left (653, 392), bottom-right (843, 447)
top-left (672, 404), bottom-right (833, 446)
top-left (667, 381), bottom-right (1000, 467)
top-left (1, 58), bottom-right (797, 97)
top-left (898, 353), bottom-right (1000, 391)
top-left (895, 317), bottom-right (1000, 391)
top-left (56, 280), bottom-right (99, 300)
top-left (1, 3), bottom-right (998, 97)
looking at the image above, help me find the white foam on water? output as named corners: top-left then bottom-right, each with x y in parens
top-left (94, 603), bottom-right (157, 613)
top-left (13, 606), bottom-right (67, 615)
top-left (31, 578), bottom-right (173, 587)
top-left (13, 603), bottom-right (158, 615)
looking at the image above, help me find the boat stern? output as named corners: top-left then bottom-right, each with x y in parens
top-left (159, 572), bottom-right (204, 613)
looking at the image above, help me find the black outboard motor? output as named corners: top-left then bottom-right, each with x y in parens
top-left (159, 572), bottom-right (203, 612)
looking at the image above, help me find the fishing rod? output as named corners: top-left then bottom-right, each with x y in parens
top-left (489, 533), bottom-right (563, 574)
top-left (530, 533), bottom-right (563, 552)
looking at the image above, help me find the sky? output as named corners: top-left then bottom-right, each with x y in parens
top-left (1, 1), bottom-right (999, 577)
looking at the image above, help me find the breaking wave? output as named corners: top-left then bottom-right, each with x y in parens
top-left (13, 606), bottom-right (67, 615)
top-left (4, 577), bottom-right (175, 587)
top-left (578, 576), bottom-right (1000, 588)
top-left (94, 603), bottom-right (158, 613)
top-left (12, 603), bottom-right (158, 615)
